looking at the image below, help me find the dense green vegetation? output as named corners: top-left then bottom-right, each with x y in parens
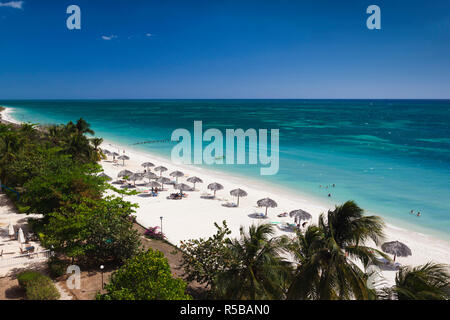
top-left (0, 120), bottom-right (141, 266)
top-left (99, 249), bottom-right (192, 300)
top-left (383, 262), bottom-right (450, 300)
top-left (17, 271), bottom-right (60, 300)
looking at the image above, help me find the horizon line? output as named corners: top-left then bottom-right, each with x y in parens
top-left (1, 98), bottom-right (450, 101)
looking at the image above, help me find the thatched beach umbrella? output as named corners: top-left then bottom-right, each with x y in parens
top-left (143, 171), bottom-right (157, 182)
top-left (257, 198), bottom-right (278, 216)
top-left (157, 177), bottom-right (171, 190)
top-left (381, 241), bottom-right (412, 262)
top-left (18, 228), bottom-right (25, 244)
top-left (111, 152), bottom-right (119, 161)
top-left (174, 183), bottom-right (191, 194)
top-left (154, 166), bottom-right (168, 177)
top-left (129, 173), bottom-right (143, 186)
top-left (170, 170), bottom-right (184, 183)
top-left (101, 149), bottom-right (111, 157)
top-left (118, 155), bottom-right (130, 166)
top-left (207, 182), bottom-right (224, 197)
top-left (8, 223), bottom-right (14, 239)
top-left (187, 176), bottom-right (203, 190)
top-left (230, 188), bottom-right (247, 207)
top-left (141, 162), bottom-right (155, 170)
top-left (118, 170), bottom-right (133, 179)
top-left (289, 209), bottom-right (312, 221)
top-left (146, 181), bottom-right (161, 189)
top-left (98, 172), bottom-right (112, 181)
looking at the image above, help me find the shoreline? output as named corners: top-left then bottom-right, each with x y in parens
top-left (2, 106), bottom-right (450, 286)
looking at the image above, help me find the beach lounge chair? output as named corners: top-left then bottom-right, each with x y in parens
top-left (201, 193), bottom-right (215, 199)
top-left (20, 246), bottom-right (35, 255)
top-left (248, 212), bottom-right (268, 219)
top-left (167, 193), bottom-right (182, 200)
top-left (277, 222), bottom-right (296, 232)
top-left (376, 257), bottom-right (401, 270)
top-left (222, 202), bottom-right (238, 208)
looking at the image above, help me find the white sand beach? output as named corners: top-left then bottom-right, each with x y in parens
top-left (2, 107), bottom-right (450, 287)
top-left (0, 107), bottom-right (20, 125)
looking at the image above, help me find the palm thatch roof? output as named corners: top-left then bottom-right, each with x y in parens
top-left (207, 182), bottom-right (224, 191)
top-left (146, 181), bottom-right (161, 188)
top-left (187, 176), bottom-right (203, 184)
top-left (175, 183), bottom-right (191, 192)
top-left (257, 198), bottom-right (278, 216)
top-left (381, 241), bottom-right (412, 257)
top-left (289, 209), bottom-right (312, 221)
top-left (170, 170), bottom-right (184, 177)
top-left (230, 188), bottom-right (247, 197)
top-left (157, 177), bottom-right (171, 184)
top-left (257, 198), bottom-right (278, 208)
top-left (141, 162), bottom-right (155, 168)
top-left (118, 170), bottom-right (133, 178)
top-left (154, 166), bottom-right (168, 172)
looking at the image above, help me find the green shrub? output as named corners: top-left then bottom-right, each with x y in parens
top-left (17, 270), bottom-right (45, 288)
top-left (26, 276), bottom-right (60, 300)
top-left (48, 257), bottom-right (69, 278)
top-left (99, 249), bottom-right (191, 300)
top-left (17, 270), bottom-right (60, 300)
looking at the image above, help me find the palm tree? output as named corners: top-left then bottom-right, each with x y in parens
top-left (383, 262), bottom-right (450, 300)
top-left (47, 124), bottom-right (65, 144)
top-left (319, 201), bottom-right (386, 267)
top-left (75, 118), bottom-right (95, 136)
top-left (90, 137), bottom-right (103, 151)
top-left (90, 137), bottom-right (104, 161)
top-left (215, 224), bottom-right (291, 299)
top-left (286, 225), bottom-right (375, 300)
top-left (287, 201), bottom-right (387, 300)
top-left (64, 132), bottom-right (93, 163)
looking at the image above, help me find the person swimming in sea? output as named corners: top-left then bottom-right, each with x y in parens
top-left (417, 211), bottom-right (421, 217)
top-left (328, 193), bottom-right (331, 197)
top-left (410, 209), bottom-right (414, 214)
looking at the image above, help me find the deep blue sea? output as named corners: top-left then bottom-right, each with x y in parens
top-left (2, 100), bottom-right (450, 240)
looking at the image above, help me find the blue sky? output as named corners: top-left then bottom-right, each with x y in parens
top-left (0, 0), bottom-right (449, 99)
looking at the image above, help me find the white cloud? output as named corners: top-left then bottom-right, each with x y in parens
top-left (0, 1), bottom-right (24, 9)
top-left (101, 35), bottom-right (117, 41)
top-left (146, 33), bottom-right (152, 37)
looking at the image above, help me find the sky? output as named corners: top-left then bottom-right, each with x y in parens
top-left (0, 0), bottom-right (449, 99)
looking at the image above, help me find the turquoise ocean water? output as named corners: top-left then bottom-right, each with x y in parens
top-left (2, 100), bottom-right (450, 240)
